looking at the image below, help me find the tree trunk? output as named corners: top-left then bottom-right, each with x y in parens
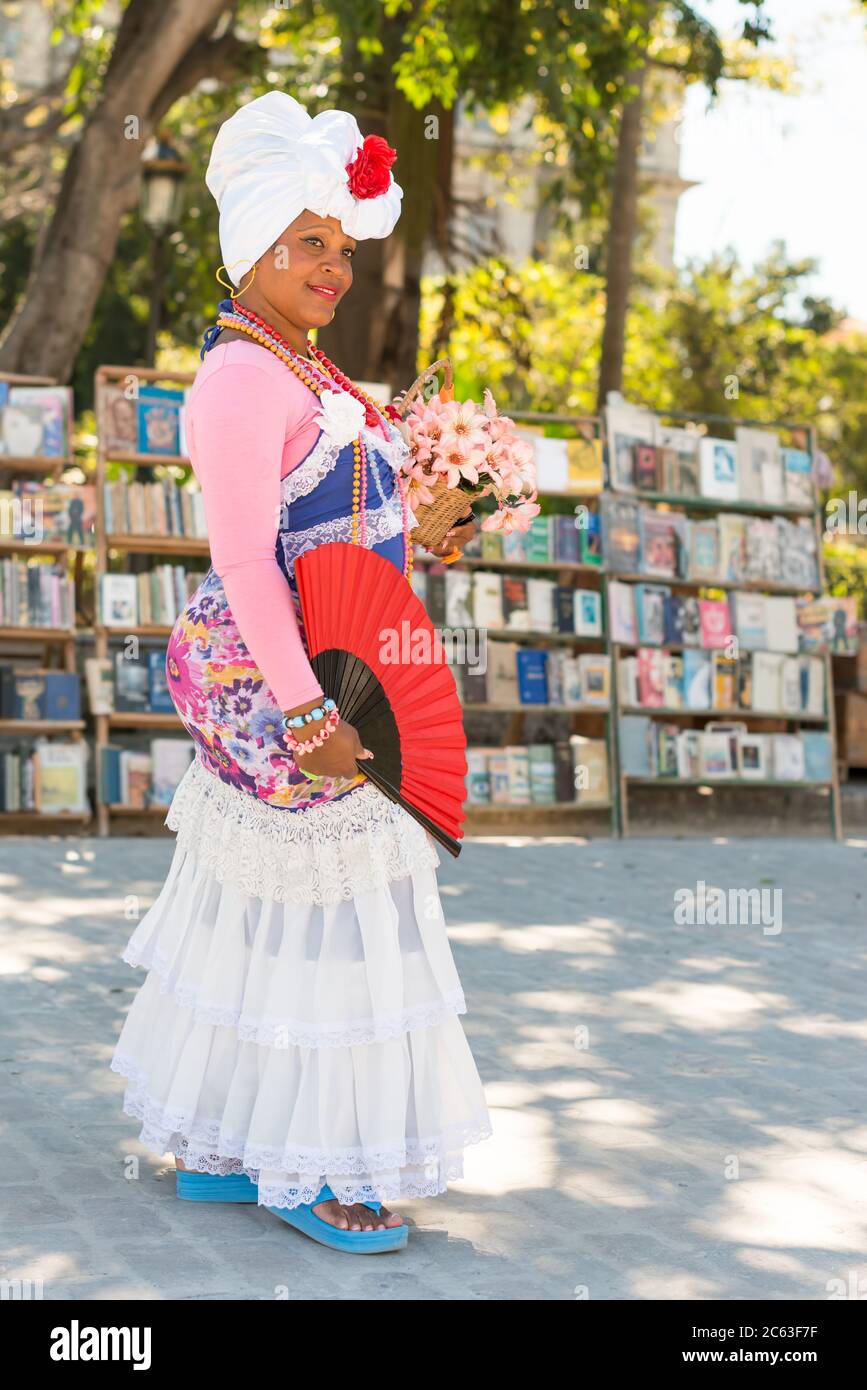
top-left (0, 0), bottom-right (229, 381)
top-left (596, 66), bottom-right (647, 413)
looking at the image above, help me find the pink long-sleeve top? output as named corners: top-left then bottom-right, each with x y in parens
top-left (185, 338), bottom-right (391, 710)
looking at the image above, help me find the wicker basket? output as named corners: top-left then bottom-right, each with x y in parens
top-left (397, 358), bottom-right (476, 548)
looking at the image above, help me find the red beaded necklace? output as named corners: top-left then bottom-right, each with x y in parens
top-left (230, 301), bottom-right (401, 432)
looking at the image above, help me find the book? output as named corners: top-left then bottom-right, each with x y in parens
top-left (699, 437), bottom-right (738, 500)
top-left (150, 739), bottom-right (194, 805)
top-left (502, 575), bottom-right (531, 630)
top-left (565, 436), bottom-right (604, 493)
top-left (101, 385), bottom-right (139, 455)
top-left (683, 650), bottom-right (711, 709)
top-left (504, 745), bottom-right (531, 803)
top-left (527, 578), bottom-right (556, 632)
top-left (680, 596), bottom-right (702, 647)
top-left (2, 386), bottom-right (72, 459)
top-left (639, 508), bottom-right (685, 578)
top-left (735, 427), bottom-right (780, 503)
top-left (573, 589), bottom-right (602, 637)
top-left (717, 514), bottom-right (747, 583)
top-left (524, 515), bottom-right (552, 563)
top-left (619, 715), bottom-right (653, 777)
top-left (570, 735), bottom-right (610, 805)
top-left (137, 386), bottom-right (184, 456)
top-left (85, 657), bottom-right (114, 715)
top-left (764, 596), bottom-right (799, 654)
top-left (637, 648), bottom-right (665, 707)
top-left (796, 596), bottom-right (858, 653)
top-left (600, 495), bottom-right (641, 572)
top-left (577, 654), bottom-right (610, 707)
top-left (752, 652), bottom-right (783, 710)
top-left (465, 747), bottom-right (493, 804)
top-left (554, 585), bottom-right (577, 634)
top-left (738, 734), bottom-right (767, 779)
top-left (471, 572), bottom-right (504, 630)
top-left (634, 444), bottom-right (660, 491)
top-left (731, 592), bottom-right (768, 651)
top-left (698, 598), bottom-right (732, 649)
top-left (635, 584), bottom-right (668, 646)
top-left (114, 652), bottom-right (149, 712)
top-left (700, 731), bottom-right (736, 778)
top-left (552, 514), bottom-right (580, 563)
top-left (658, 424), bottom-right (700, 495)
top-left (516, 648), bottom-right (549, 704)
top-left (771, 734), bottom-right (805, 781)
top-left (782, 448), bottom-right (814, 508)
top-left (608, 581), bottom-right (637, 644)
top-left (605, 402), bottom-right (658, 491)
top-left (484, 641), bottom-right (520, 704)
top-left (442, 570), bottom-right (471, 628)
top-left (34, 740), bottom-right (87, 814)
top-left (712, 652), bottom-right (738, 709)
top-left (578, 509), bottom-right (602, 566)
top-left (488, 752), bottom-right (511, 804)
top-left (528, 744), bottom-right (557, 804)
top-left (147, 651), bottom-right (175, 714)
top-left (689, 520), bottom-right (721, 581)
top-left (663, 654), bottom-right (684, 707)
top-left (677, 729), bottom-right (703, 779)
top-left (101, 574), bottom-right (138, 628)
top-left (801, 731), bottom-right (833, 783)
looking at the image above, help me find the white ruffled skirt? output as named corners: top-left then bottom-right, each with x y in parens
top-left (110, 759), bottom-right (493, 1208)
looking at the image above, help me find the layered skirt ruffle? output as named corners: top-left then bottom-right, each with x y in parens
top-left (110, 759), bottom-right (492, 1208)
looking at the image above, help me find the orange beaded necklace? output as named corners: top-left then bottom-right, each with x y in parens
top-left (212, 306), bottom-right (413, 581)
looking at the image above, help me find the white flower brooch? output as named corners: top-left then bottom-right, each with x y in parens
top-left (313, 391), bottom-right (367, 448)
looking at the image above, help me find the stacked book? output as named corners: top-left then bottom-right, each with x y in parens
top-left (100, 568), bottom-right (206, 628)
top-left (455, 641), bottom-right (610, 708)
top-left (456, 511), bottom-right (601, 568)
top-left (103, 478), bottom-right (207, 539)
top-left (0, 560), bottom-right (75, 629)
top-left (413, 567), bottom-right (604, 638)
top-left (0, 482), bottom-right (95, 546)
top-left (100, 739), bottom-right (194, 808)
top-left (0, 739), bottom-right (88, 814)
top-left (0, 666), bottom-right (81, 721)
top-left (620, 716), bottom-right (833, 783)
top-left (618, 648), bottom-right (825, 717)
top-left (466, 737), bottom-right (610, 806)
top-left (600, 495), bottom-right (819, 589)
top-left (607, 584), bottom-right (849, 655)
top-left (605, 402), bottom-right (815, 509)
top-left (511, 427), bottom-right (605, 495)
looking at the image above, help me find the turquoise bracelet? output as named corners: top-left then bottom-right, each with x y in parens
top-left (281, 697), bottom-right (337, 733)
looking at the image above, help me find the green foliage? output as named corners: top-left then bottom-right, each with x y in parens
top-left (419, 239), bottom-right (867, 499)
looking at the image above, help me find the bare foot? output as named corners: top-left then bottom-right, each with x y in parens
top-left (312, 1198), bottom-right (403, 1233)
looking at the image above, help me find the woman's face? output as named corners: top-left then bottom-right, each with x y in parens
top-left (254, 210), bottom-right (356, 330)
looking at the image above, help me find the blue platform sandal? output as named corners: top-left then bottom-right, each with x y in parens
top-left (265, 1183), bottom-right (408, 1253)
top-left (176, 1169), bottom-right (259, 1203)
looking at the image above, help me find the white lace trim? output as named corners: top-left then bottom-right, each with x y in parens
top-left (280, 432), bottom-right (342, 506)
top-left (164, 759), bottom-right (440, 906)
top-left (277, 498), bottom-right (404, 574)
top-left (279, 424), bottom-right (406, 509)
top-left (118, 948), bottom-right (467, 1046)
top-left (112, 1056), bottom-right (492, 1207)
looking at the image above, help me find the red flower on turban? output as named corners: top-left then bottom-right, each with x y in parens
top-left (345, 134), bottom-right (397, 200)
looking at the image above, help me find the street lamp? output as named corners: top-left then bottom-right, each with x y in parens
top-left (141, 131), bottom-right (188, 365)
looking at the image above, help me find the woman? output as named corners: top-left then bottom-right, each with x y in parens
top-left (109, 92), bottom-right (492, 1254)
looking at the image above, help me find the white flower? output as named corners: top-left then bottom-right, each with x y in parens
top-left (313, 390), bottom-right (367, 447)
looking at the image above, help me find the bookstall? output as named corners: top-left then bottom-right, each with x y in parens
top-left (0, 373), bottom-right (89, 825)
top-left (92, 365), bottom-right (202, 835)
top-left (411, 412), bottom-right (616, 834)
top-left (602, 402), bottom-right (843, 840)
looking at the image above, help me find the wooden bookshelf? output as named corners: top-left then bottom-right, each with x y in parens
top-left (0, 372), bottom-right (89, 826)
top-left (604, 407), bottom-right (842, 840)
top-left (93, 364), bottom-right (198, 836)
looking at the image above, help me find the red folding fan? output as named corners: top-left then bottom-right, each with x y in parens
top-left (294, 542), bottom-right (468, 856)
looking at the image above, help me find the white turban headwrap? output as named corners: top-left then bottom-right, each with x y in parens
top-left (206, 91), bottom-right (403, 284)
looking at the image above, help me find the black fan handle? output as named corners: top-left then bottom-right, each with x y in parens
top-left (356, 759), bottom-right (462, 859)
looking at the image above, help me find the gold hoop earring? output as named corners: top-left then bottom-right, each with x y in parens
top-left (216, 262), bottom-right (257, 298)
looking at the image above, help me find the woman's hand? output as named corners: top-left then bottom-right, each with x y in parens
top-left (292, 716), bottom-right (373, 781)
top-left (424, 514), bottom-right (477, 561)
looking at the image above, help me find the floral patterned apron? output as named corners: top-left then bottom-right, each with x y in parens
top-left (165, 417), bottom-right (409, 812)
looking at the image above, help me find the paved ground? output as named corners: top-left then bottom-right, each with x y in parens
top-left (1, 830), bottom-right (866, 1301)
